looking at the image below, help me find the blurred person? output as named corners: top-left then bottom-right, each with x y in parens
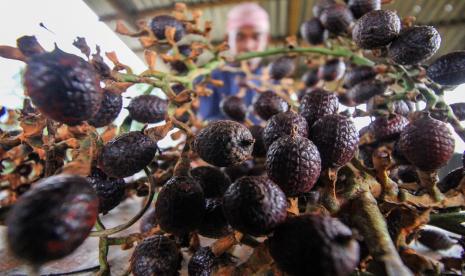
top-left (198, 2), bottom-right (270, 121)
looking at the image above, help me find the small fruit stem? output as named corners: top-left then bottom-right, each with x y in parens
top-left (321, 167), bottom-right (340, 214)
top-left (211, 231), bottom-right (242, 256)
top-left (95, 217), bottom-right (110, 276)
top-left (417, 170), bottom-right (444, 202)
top-left (287, 197), bottom-right (299, 215)
top-left (372, 146), bottom-right (397, 198)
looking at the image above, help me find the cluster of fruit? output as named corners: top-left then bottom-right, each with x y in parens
top-left (1, 1), bottom-right (465, 275)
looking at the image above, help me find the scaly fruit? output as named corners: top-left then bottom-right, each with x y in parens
top-left (24, 47), bottom-right (102, 125)
top-left (127, 94), bottom-right (168, 124)
top-left (223, 175), bottom-right (287, 236)
top-left (370, 114), bottom-right (409, 141)
top-left (343, 65), bottom-right (377, 88)
top-left (190, 166), bottom-right (231, 198)
top-left (99, 131), bottom-right (158, 178)
top-left (348, 0), bottom-right (381, 18)
top-left (301, 68), bottom-right (320, 88)
top-left (309, 114), bottom-right (359, 169)
top-left (263, 110), bottom-right (308, 149)
top-left (253, 91), bottom-right (289, 120)
top-left (319, 4), bottom-right (354, 34)
top-left (188, 247), bottom-right (234, 276)
top-left (198, 198), bottom-right (232, 239)
top-left (299, 88), bottom-right (339, 127)
top-left (88, 89), bottom-right (122, 128)
top-left (130, 235), bottom-right (182, 276)
top-left (388, 26), bottom-right (441, 65)
top-left (155, 176), bottom-right (205, 235)
top-left (6, 175), bottom-right (98, 265)
top-left (266, 133), bottom-right (321, 197)
top-left (270, 56), bottom-right (296, 80)
top-left (427, 51), bottom-right (465, 85)
top-left (269, 214), bottom-right (360, 276)
top-left (318, 58), bottom-right (346, 81)
top-left (399, 113), bottom-right (455, 171)
top-left (220, 95), bottom-right (247, 122)
top-left (339, 79), bottom-right (387, 107)
top-left (193, 120), bottom-right (254, 167)
top-left (87, 168), bottom-right (126, 214)
top-left (352, 10), bottom-right (401, 49)
top-left (300, 18), bottom-right (327, 45)
top-left (150, 15), bottom-right (186, 41)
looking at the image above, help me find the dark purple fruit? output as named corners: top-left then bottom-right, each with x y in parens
top-left (188, 247), bottom-right (233, 276)
top-left (370, 114), bottom-right (409, 141)
top-left (320, 4), bottom-right (354, 35)
top-left (269, 214), bottom-right (360, 276)
top-left (253, 91), bottom-right (289, 120)
top-left (6, 175), bottom-right (98, 264)
top-left (309, 114), bottom-right (359, 169)
top-left (263, 110), bottom-right (308, 149)
top-left (438, 167), bottom-right (463, 193)
top-left (450, 103), bottom-right (465, 121)
top-left (87, 168), bottom-right (125, 214)
top-left (340, 79), bottom-right (387, 107)
top-left (150, 15), bottom-right (186, 42)
top-left (198, 198), bottom-right (231, 238)
top-left (348, 0), bottom-right (381, 18)
top-left (190, 166), bottom-right (231, 198)
top-left (220, 95), bottom-right (247, 122)
top-left (352, 10), bottom-right (400, 49)
top-left (388, 26), bottom-right (441, 65)
top-left (222, 160), bottom-right (255, 182)
top-left (300, 18), bottom-right (327, 45)
top-left (223, 175), bottom-right (287, 236)
top-left (270, 56), bottom-right (295, 80)
top-left (427, 51), bottom-right (465, 85)
top-left (266, 134), bottom-right (321, 197)
top-left (193, 120), bottom-right (254, 167)
top-left (140, 208), bottom-right (157, 233)
top-left (313, 0), bottom-right (336, 17)
top-left (88, 89), bottom-right (122, 127)
top-left (343, 65), bottom-right (377, 88)
top-left (24, 47), bottom-right (102, 125)
top-left (417, 229), bottom-right (455, 251)
top-left (301, 68), bottom-right (320, 88)
top-left (318, 58), bottom-right (346, 81)
top-left (399, 113), bottom-right (455, 171)
top-left (170, 60), bottom-right (189, 74)
top-left (130, 235), bottom-right (182, 276)
top-left (249, 125), bottom-right (267, 158)
top-left (155, 176), bottom-right (205, 235)
top-left (99, 131), bottom-right (158, 178)
top-left (127, 94), bottom-right (168, 124)
top-left (299, 88), bottom-right (339, 127)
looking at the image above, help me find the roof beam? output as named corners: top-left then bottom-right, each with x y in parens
top-left (287, 0), bottom-right (301, 36)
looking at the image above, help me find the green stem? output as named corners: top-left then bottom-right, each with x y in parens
top-left (429, 212), bottom-right (465, 236)
top-left (95, 218), bottom-right (110, 276)
top-left (90, 167), bottom-right (156, 237)
top-left (235, 46), bottom-right (375, 66)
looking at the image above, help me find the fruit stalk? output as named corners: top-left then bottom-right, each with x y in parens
top-left (321, 167), bottom-right (340, 213)
top-left (95, 218), bottom-right (110, 276)
top-left (350, 191), bottom-right (413, 276)
top-left (417, 170), bottom-right (444, 202)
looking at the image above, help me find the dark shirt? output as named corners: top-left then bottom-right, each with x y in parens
top-left (198, 65), bottom-right (263, 123)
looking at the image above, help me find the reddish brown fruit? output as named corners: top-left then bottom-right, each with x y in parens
top-left (300, 18), bottom-right (327, 45)
top-left (270, 56), bottom-right (296, 80)
top-left (253, 91), bottom-right (289, 121)
top-left (343, 65), bottom-right (377, 89)
top-left (427, 51), bottom-right (465, 86)
top-left (150, 15), bottom-right (186, 41)
top-left (320, 4), bottom-right (354, 34)
top-left (370, 114), bottom-right (409, 141)
top-left (299, 88), bottom-right (339, 127)
top-left (220, 95), bottom-right (247, 122)
top-left (318, 58), bottom-right (346, 81)
top-left (127, 94), bottom-right (168, 124)
top-left (263, 110), bottom-right (308, 149)
top-left (88, 89), bottom-right (123, 128)
top-left (352, 10), bottom-right (400, 49)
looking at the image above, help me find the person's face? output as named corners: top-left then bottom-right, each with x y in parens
top-left (228, 25), bottom-right (269, 55)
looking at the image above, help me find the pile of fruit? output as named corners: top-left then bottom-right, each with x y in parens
top-left (1, 1), bottom-right (465, 275)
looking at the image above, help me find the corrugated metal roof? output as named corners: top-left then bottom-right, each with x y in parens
top-left (84, 0), bottom-right (465, 60)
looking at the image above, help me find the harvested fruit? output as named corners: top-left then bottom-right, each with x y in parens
top-left (155, 176), bottom-right (205, 235)
top-left (269, 214), bottom-right (359, 276)
top-left (198, 198), bottom-right (231, 238)
top-left (253, 91), bottom-right (289, 120)
top-left (301, 68), bottom-right (320, 88)
top-left (249, 125), bottom-right (267, 158)
top-left (270, 56), bottom-right (295, 80)
top-left (299, 88), bottom-right (339, 127)
top-left (399, 113), bottom-right (455, 171)
top-left (417, 229), bottom-right (455, 251)
top-left (318, 58), bottom-right (346, 81)
top-left (6, 175), bottom-right (98, 265)
top-left (150, 15), bottom-right (186, 41)
top-left (220, 95), bottom-right (247, 122)
top-left (348, 0), bottom-right (381, 19)
top-left (309, 114), bottom-right (358, 169)
top-left (127, 94), bottom-right (168, 124)
top-left (24, 47), bottom-right (102, 125)
top-left (140, 208), bottom-right (158, 233)
top-left (99, 131), bottom-right (158, 178)
top-left (266, 132), bottom-right (321, 197)
top-left (300, 18), bottom-right (327, 45)
top-left (130, 235), bottom-right (182, 276)
top-left (370, 114), bottom-right (409, 141)
top-left (87, 168), bottom-right (126, 214)
top-left (88, 89), bottom-right (122, 128)
top-left (223, 175), bottom-right (287, 236)
top-left (343, 65), bottom-right (377, 88)
top-left (263, 110), bottom-right (308, 148)
top-left (193, 120), bottom-right (254, 167)
top-left (388, 26), bottom-right (441, 65)
top-left (339, 79), bottom-right (387, 107)
top-left (319, 4), bottom-right (354, 35)
top-left (352, 10), bottom-right (400, 49)
top-left (427, 51), bottom-right (465, 85)
top-left (188, 247), bottom-right (233, 276)
top-left (190, 166), bottom-right (231, 198)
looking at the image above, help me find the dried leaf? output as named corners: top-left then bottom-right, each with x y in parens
top-left (19, 114), bottom-right (46, 139)
top-left (144, 121), bottom-right (173, 141)
top-left (173, 90), bottom-right (194, 105)
top-left (72, 37), bottom-right (91, 58)
top-left (139, 36), bottom-right (157, 48)
top-left (105, 51), bottom-right (121, 66)
top-left (165, 26), bottom-right (177, 45)
top-left (90, 45), bottom-right (111, 78)
top-left (144, 50), bottom-right (157, 70)
top-left (0, 45), bottom-right (27, 62)
top-left (170, 130), bottom-right (183, 140)
top-left (101, 125), bottom-right (117, 143)
top-left (399, 247), bottom-right (441, 275)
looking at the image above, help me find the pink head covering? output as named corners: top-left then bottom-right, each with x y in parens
top-left (226, 2), bottom-right (270, 33)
